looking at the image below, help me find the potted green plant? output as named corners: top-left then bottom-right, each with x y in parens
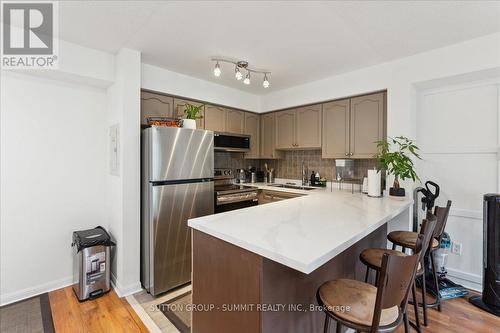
top-left (375, 136), bottom-right (421, 197)
top-left (182, 104), bottom-right (204, 129)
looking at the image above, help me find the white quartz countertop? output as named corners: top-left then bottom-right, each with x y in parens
top-left (188, 182), bottom-right (412, 274)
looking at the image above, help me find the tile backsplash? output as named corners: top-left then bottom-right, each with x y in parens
top-left (261, 150), bottom-right (379, 180)
top-left (215, 150), bottom-right (379, 180)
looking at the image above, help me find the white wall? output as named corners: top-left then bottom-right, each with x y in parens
top-left (106, 49), bottom-right (142, 296)
top-left (0, 72), bottom-right (108, 305)
top-left (416, 81), bottom-right (500, 290)
top-left (142, 63), bottom-right (261, 112)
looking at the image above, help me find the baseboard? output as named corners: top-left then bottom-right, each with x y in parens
top-left (111, 272), bottom-right (142, 298)
top-left (0, 276), bottom-right (74, 306)
top-left (446, 267), bottom-right (482, 292)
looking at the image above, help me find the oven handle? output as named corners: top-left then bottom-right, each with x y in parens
top-left (216, 192), bottom-right (259, 205)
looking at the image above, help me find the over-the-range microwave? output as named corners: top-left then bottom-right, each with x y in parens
top-left (214, 132), bottom-right (250, 152)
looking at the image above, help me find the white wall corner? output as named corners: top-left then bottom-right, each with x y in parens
top-left (105, 48), bottom-right (142, 295)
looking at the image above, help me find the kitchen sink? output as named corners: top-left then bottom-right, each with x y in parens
top-left (268, 184), bottom-right (317, 191)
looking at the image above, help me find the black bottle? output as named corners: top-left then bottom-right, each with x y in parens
top-left (310, 171), bottom-right (315, 186)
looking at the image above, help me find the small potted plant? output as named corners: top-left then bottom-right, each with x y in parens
top-left (375, 136), bottom-right (421, 197)
top-left (182, 104), bottom-right (204, 129)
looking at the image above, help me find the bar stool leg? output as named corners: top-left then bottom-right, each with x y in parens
top-left (323, 313), bottom-right (330, 333)
top-left (403, 312), bottom-right (410, 333)
top-left (336, 321), bottom-right (342, 333)
top-left (430, 251), bottom-right (442, 312)
top-left (412, 282), bottom-right (421, 333)
top-left (392, 243), bottom-right (396, 250)
top-left (364, 267), bottom-right (370, 283)
top-left (421, 272), bottom-right (428, 326)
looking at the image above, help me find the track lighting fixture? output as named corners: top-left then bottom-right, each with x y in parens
top-left (213, 61), bottom-right (221, 77)
top-left (211, 58), bottom-right (271, 88)
top-left (235, 66), bottom-right (242, 80)
top-left (263, 73), bottom-right (270, 88)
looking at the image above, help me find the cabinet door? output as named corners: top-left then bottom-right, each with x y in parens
top-left (275, 110), bottom-right (296, 149)
top-left (226, 109), bottom-right (245, 134)
top-left (296, 104), bottom-right (322, 148)
top-left (141, 91), bottom-right (174, 124)
top-left (173, 99), bottom-right (205, 129)
top-left (261, 113), bottom-right (281, 159)
top-left (244, 113), bottom-right (260, 159)
top-left (350, 92), bottom-right (385, 158)
top-left (322, 99), bottom-right (350, 158)
top-left (204, 105), bottom-right (227, 132)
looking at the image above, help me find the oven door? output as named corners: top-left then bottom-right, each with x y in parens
top-left (215, 198), bottom-right (258, 213)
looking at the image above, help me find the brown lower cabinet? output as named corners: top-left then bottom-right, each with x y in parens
top-left (192, 224), bottom-right (388, 333)
top-left (258, 190), bottom-right (303, 204)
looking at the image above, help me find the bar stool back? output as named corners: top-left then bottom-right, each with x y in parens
top-left (317, 236), bottom-right (423, 333)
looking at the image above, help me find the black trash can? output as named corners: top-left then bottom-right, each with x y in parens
top-left (71, 226), bottom-right (115, 301)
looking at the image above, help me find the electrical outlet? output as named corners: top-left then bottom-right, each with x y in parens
top-left (451, 242), bottom-right (462, 256)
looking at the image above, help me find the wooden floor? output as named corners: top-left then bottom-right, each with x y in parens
top-left (49, 287), bottom-right (148, 333)
top-left (47, 286), bottom-right (499, 333)
top-left (396, 290), bottom-right (500, 333)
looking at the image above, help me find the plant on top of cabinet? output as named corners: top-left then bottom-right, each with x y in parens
top-left (181, 103), bottom-right (204, 129)
top-left (375, 136), bottom-right (421, 198)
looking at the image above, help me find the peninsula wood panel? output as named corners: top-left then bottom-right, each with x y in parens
top-left (173, 98), bottom-right (205, 129)
top-left (296, 104), bottom-right (322, 148)
top-left (275, 109), bottom-right (296, 149)
top-left (226, 109), bottom-right (245, 134)
top-left (205, 105), bottom-right (227, 132)
top-left (322, 99), bottom-right (350, 158)
top-left (350, 92), bottom-right (385, 158)
top-left (244, 112), bottom-right (260, 159)
top-left (192, 230), bottom-right (262, 333)
top-left (140, 91), bottom-right (174, 124)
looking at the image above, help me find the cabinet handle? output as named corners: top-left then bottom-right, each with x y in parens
top-left (345, 152), bottom-right (349, 156)
top-left (349, 152), bottom-right (353, 156)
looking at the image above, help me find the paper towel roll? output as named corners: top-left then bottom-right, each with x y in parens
top-left (367, 169), bottom-right (381, 197)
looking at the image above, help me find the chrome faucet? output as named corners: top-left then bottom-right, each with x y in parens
top-left (302, 160), bottom-right (308, 186)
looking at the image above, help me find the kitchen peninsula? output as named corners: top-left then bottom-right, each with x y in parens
top-left (188, 184), bottom-right (412, 333)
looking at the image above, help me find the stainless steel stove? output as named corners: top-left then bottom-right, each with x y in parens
top-left (214, 168), bottom-right (258, 213)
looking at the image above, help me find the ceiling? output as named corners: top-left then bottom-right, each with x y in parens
top-left (57, 1), bottom-right (500, 94)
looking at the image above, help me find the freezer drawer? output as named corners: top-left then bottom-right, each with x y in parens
top-left (143, 180), bottom-right (214, 295)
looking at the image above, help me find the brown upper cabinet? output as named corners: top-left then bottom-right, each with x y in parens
top-left (275, 109), bottom-right (296, 149)
top-left (205, 105), bottom-right (245, 134)
top-left (173, 98), bottom-right (205, 129)
top-left (244, 113), bottom-right (260, 159)
top-left (226, 109), bottom-right (245, 134)
top-left (275, 105), bottom-right (322, 149)
top-left (260, 113), bottom-right (282, 159)
top-left (349, 92), bottom-right (385, 158)
top-left (140, 91), bottom-right (174, 124)
top-left (204, 105), bottom-right (227, 132)
top-left (322, 92), bottom-right (385, 158)
top-left (322, 99), bottom-right (350, 158)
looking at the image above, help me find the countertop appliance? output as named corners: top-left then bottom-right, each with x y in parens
top-left (142, 126), bottom-right (214, 296)
top-left (214, 132), bottom-right (250, 152)
top-left (214, 168), bottom-right (258, 213)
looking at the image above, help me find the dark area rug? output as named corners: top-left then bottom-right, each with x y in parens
top-left (0, 293), bottom-right (55, 333)
top-left (158, 291), bottom-right (191, 333)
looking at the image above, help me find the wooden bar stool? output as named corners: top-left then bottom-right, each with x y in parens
top-left (387, 201), bottom-right (452, 323)
top-left (359, 217), bottom-right (437, 333)
top-left (317, 238), bottom-right (422, 333)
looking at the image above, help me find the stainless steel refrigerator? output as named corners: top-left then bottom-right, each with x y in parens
top-left (141, 126), bottom-right (214, 295)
